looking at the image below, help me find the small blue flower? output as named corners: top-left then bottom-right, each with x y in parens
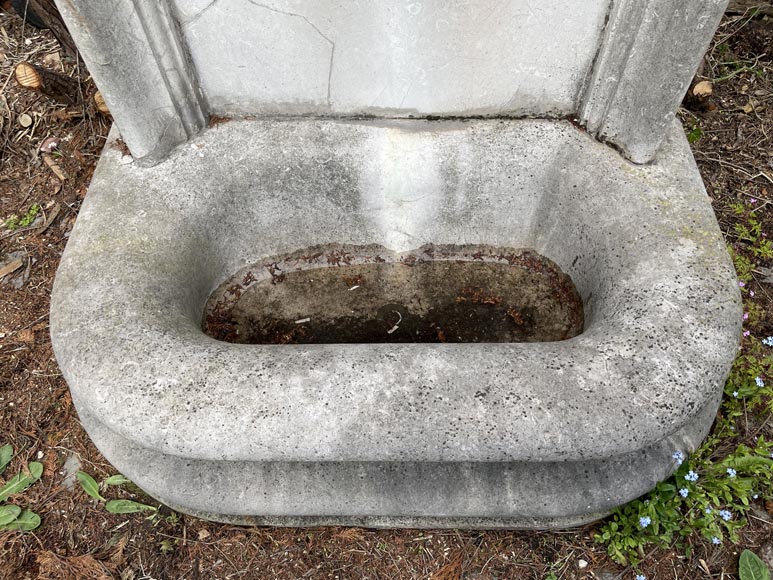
top-left (636, 575), bottom-right (646, 580)
top-left (754, 494), bottom-right (759, 499)
top-left (733, 391), bottom-right (739, 398)
top-left (763, 336), bottom-right (773, 347)
top-left (679, 488), bottom-right (689, 498)
top-left (719, 510), bottom-right (732, 521)
top-left (639, 516), bottom-right (651, 528)
top-left (712, 536), bottom-right (721, 545)
top-left (672, 450), bottom-right (685, 465)
top-left (739, 281), bottom-right (746, 287)
top-left (756, 376), bottom-right (765, 387)
top-left (727, 468), bottom-right (737, 478)
top-left (705, 507), bottom-right (712, 514)
top-left (685, 470), bottom-right (699, 482)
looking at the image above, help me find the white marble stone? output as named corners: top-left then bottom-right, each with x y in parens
top-left (174, 0), bottom-right (611, 116)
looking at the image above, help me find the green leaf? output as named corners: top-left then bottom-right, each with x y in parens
top-left (103, 475), bottom-right (131, 486)
top-left (105, 499), bottom-right (157, 514)
top-left (76, 471), bottom-right (105, 502)
top-left (0, 510), bottom-right (41, 531)
top-left (0, 444), bottom-right (12, 475)
top-left (0, 504), bottom-right (22, 526)
top-left (0, 462), bottom-right (43, 502)
top-left (739, 550), bottom-right (771, 580)
top-left (28, 462), bottom-right (43, 480)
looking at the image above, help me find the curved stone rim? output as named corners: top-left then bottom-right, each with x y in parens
top-left (50, 118), bottom-right (741, 465)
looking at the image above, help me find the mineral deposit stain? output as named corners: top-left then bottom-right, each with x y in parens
top-left (203, 244), bottom-right (584, 344)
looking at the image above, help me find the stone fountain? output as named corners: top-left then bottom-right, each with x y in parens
top-left (50, 0), bottom-right (740, 527)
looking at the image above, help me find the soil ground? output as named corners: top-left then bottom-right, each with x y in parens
top-left (1, 9), bottom-right (772, 580)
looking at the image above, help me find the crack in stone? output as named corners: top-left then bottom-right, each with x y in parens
top-left (182, 0), bottom-right (219, 25)
top-left (245, 0), bottom-right (336, 108)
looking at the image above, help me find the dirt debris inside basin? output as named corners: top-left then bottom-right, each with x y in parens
top-left (203, 245), bottom-right (584, 344)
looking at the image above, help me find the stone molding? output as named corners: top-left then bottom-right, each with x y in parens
top-left (54, 0), bottom-right (206, 166)
top-left (56, 0), bottom-right (727, 165)
top-left (578, 0), bottom-right (728, 163)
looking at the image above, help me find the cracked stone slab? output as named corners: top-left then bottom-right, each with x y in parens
top-left (51, 118), bottom-right (741, 526)
top-left (174, 0), bottom-right (609, 116)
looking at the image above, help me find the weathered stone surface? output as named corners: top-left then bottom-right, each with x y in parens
top-left (53, 0), bottom-right (728, 165)
top-left (173, 0), bottom-right (609, 117)
top-left (53, 0), bottom-right (205, 166)
top-left (51, 118), bottom-right (741, 526)
top-left (579, 0), bottom-right (728, 163)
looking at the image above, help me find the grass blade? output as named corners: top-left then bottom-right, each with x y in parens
top-left (76, 471), bottom-right (105, 502)
top-left (105, 499), bottom-right (156, 514)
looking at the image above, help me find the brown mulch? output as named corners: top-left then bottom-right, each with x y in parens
top-left (1, 9), bottom-right (772, 580)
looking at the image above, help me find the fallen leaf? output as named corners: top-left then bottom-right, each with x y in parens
top-left (34, 202), bottom-right (61, 235)
top-left (0, 259), bottom-right (23, 280)
top-left (744, 101), bottom-right (756, 114)
top-left (693, 80), bottom-right (713, 97)
top-left (197, 528), bottom-right (211, 540)
top-left (42, 153), bottom-right (66, 181)
top-left (16, 329), bottom-right (34, 344)
top-left (756, 266), bottom-right (773, 284)
top-left (94, 91), bottom-right (110, 115)
top-left (699, 558), bottom-right (711, 575)
top-left (50, 108), bottom-right (84, 122)
top-left (42, 51), bottom-right (61, 67)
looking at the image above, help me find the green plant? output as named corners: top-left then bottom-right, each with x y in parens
top-left (597, 435), bottom-right (772, 566)
top-left (77, 470), bottom-right (158, 515)
top-left (0, 445), bottom-right (12, 473)
top-left (4, 203), bottom-right (40, 231)
top-left (686, 122), bottom-right (702, 144)
top-left (159, 538), bottom-right (178, 554)
top-left (595, 200), bottom-right (773, 566)
top-left (0, 445), bottom-right (42, 531)
top-left (739, 550), bottom-right (771, 580)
